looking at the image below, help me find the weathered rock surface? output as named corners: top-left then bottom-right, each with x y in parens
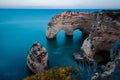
top-left (81, 10), bottom-right (120, 63)
top-left (92, 39), bottom-right (120, 80)
top-left (46, 10), bottom-right (120, 79)
top-left (81, 10), bottom-right (120, 79)
top-left (46, 11), bottom-right (96, 39)
top-left (48, 10), bottom-right (120, 63)
top-left (27, 42), bottom-right (48, 73)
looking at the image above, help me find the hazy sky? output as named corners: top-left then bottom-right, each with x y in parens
top-left (0, 0), bottom-right (120, 9)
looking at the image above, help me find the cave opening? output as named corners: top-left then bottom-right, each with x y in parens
top-left (93, 50), bottom-right (111, 64)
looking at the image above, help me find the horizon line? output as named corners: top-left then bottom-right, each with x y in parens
top-left (0, 8), bottom-right (120, 9)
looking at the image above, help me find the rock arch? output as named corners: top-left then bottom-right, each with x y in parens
top-left (46, 12), bottom-right (96, 39)
top-left (46, 10), bottom-right (120, 80)
top-left (46, 10), bottom-right (120, 64)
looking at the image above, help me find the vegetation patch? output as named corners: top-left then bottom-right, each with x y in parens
top-left (24, 67), bottom-right (80, 80)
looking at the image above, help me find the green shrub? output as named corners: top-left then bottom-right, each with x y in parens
top-left (24, 67), bottom-right (80, 80)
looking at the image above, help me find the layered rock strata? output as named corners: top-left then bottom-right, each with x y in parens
top-left (27, 42), bottom-right (48, 73)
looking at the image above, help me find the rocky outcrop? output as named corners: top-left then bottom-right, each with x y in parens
top-left (91, 39), bottom-right (120, 80)
top-left (50, 10), bottom-right (120, 64)
top-left (80, 10), bottom-right (120, 63)
top-left (78, 11), bottom-right (120, 79)
top-left (27, 42), bottom-right (48, 73)
top-left (46, 11), bottom-right (96, 39)
top-left (46, 10), bottom-right (120, 79)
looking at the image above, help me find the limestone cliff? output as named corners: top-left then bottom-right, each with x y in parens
top-left (81, 10), bottom-right (120, 80)
top-left (46, 10), bottom-right (120, 63)
top-left (46, 11), bottom-right (96, 39)
top-left (46, 10), bottom-right (120, 79)
top-left (81, 10), bottom-right (120, 63)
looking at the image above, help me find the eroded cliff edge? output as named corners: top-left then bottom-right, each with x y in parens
top-left (46, 11), bottom-right (97, 39)
top-left (46, 10), bottom-right (120, 79)
top-left (46, 10), bottom-right (120, 62)
top-left (81, 10), bottom-right (120, 62)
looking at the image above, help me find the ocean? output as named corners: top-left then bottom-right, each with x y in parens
top-left (0, 9), bottom-right (102, 80)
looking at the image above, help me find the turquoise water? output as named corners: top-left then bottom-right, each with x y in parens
top-left (0, 9), bottom-right (102, 80)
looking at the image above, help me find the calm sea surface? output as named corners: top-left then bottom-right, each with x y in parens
top-left (0, 9), bottom-right (102, 80)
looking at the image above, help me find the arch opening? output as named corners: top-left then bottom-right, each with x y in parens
top-left (73, 29), bottom-right (82, 41)
top-left (56, 29), bottom-right (88, 46)
top-left (56, 30), bottom-right (66, 46)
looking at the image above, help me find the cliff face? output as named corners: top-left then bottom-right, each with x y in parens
top-left (46, 11), bottom-right (96, 39)
top-left (46, 10), bottom-right (120, 63)
top-left (81, 10), bottom-right (120, 80)
top-left (46, 10), bottom-right (120, 79)
top-left (27, 42), bottom-right (48, 73)
top-left (81, 10), bottom-right (120, 63)
top-left (92, 39), bottom-right (120, 80)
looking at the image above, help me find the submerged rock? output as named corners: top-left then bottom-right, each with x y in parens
top-left (72, 52), bottom-right (93, 64)
top-left (91, 72), bottom-right (100, 80)
top-left (27, 42), bottom-right (48, 73)
top-left (72, 52), bottom-right (85, 63)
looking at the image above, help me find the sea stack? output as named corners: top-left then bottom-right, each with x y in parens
top-left (27, 42), bottom-right (48, 73)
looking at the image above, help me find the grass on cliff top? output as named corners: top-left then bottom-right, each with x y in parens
top-left (24, 67), bottom-right (80, 80)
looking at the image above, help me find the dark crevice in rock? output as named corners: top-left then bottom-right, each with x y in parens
top-left (93, 50), bottom-right (111, 64)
